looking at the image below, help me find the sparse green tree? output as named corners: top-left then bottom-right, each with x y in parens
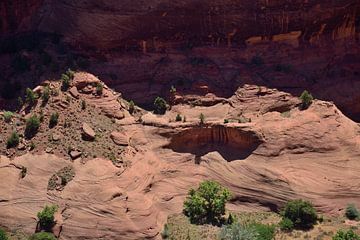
top-left (299, 90), bottom-right (313, 110)
top-left (333, 229), bottom-right (360, 240)
top-left (25, 115), bottom-right (40, 138)
top-left (345, 204), bottom-right (359, 220)
top-left (49, 112), bottom-right (59, 128)
top-left (37, 205), bottom-right (58, 230)
top-left (61, 73), bottom-right (70, 91)
top-left (175, 114), bottom-right (182, 122)
top-left (183, 180), bottom-right (231, 224)
top-left (280, 199), bottom-right (317, 230)
top-left (25, 88), bottom-right (37, 105)
top-left (29, 232), bottom-right (56, 240)
top-left (95, 82), bottom-right (103, 95)
top-left (42, 86), bottom-right (50, 103)
top-left (128, 100), bottom-right (135, 114)
top-left (3, 111), bottom-right (13, 123)
top-left (6, 131), bottom-right (20, 149)
top-left (0, 228), bottom-right (8, 240)
top-left (154, 97), bottom-right (167, 115)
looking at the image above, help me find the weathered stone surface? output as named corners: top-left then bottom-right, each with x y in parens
top-left (69, 86), bottom-right (80, 99)
top-left (110, 131), bottom-right (129, 146)
top-left (82, 123), bottom-right (96, 141)
top-left (69, 150), bottom-right (82, 160)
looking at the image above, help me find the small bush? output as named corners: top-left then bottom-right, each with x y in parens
top-left (183, 180), bottom-right (231, 224)
top-left (25, 88), bottom-right (37, 105)
top-left (249, 223), bottom-right (276, 240)
top-left (279, 218), bottom-right (294, 231)
top-left (170, 85), bottom-right (176, 94)
top-left (154, 97), bottom-right (167, 115)
top-left (161, 224), bottom-right (170, 239)
top-left (226, 213), bottom-right (237, 225)
top-left (49, 112), bottom-right (59, 128)
top-left (37, 205), bottom-right (57, 230)
top-left (281, 199), bottom-right (318, 229)
top-left (3, 111), bottom-right (13, 123)
top-left (199, 113), bottom-right (205, 125)
top-left (299, 90), bottom-right (313, 110)
top-left (332, 229), bottom-right (360, 240)
top-left (95, 82), bottom-right (103, 95)
top-left (25, 115), bottom-right (40, 138)
top-left (20, 166), bottom-right (27, 178)
top-left (29, 141), bottom-right (36, 150)
top-left (175, 114), bottom-right (182, 122)
top-left (7, 131), bottom-right (20, 149)
top-left (219, 222), bottom-right (258, 240)
top-left (128, 100), bottom-right (135, 114)
top-left (61, 74), bottom-right (70, 91)
top-left (29, 232), bottom-right (56, 240)
top-left (81, 99), bottom-right (86, 110)
top-left (42, 86), bottom-right (50, 103)
top-left (345, 204), bottom-right (359, 220)
top-left (224, 119), bottom-right (229, 124)
top-left (0, 228), bottom-right (8, 240)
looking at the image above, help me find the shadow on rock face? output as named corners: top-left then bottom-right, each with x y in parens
top-left (165, 125), bottom-right (262, 162)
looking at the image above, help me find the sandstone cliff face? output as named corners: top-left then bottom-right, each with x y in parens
top-left (1, 0), bottom-right (359, 49)
top-left (0, 0), bottom-right (43, 35)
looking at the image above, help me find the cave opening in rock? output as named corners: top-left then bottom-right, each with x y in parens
top-left (166, 125), bottom-right (262, 162)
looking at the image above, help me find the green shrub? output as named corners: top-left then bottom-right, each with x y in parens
top-left (175, 114), bottom-right (182, 122)
top-left (199, 113), bottom-right (205, 125)
top-left (95, 82), bottom-right (103, 95)
top-left (42, 86), bottom-right (50, 103)
top-left (345, 204), bottom-right (359, 220)
top-left (183, 180), bottom-right (231, 224)
top-left (227, 213), bottom-right (237, 225)
top-left (66, 68), bottom-right (75, 79)
top-left (219, 222), bottom-right (258, 240)
top-left (249, 223), bottom-right (275, 240)
top-left (61, 74), bottom-right (70, 91)
top-left (49, 112), bottom-right (59, 128)
top-left (128, 100), bottom-right (135, 114)
top-left (161, 224), bottom-right (170, 239)
top-left (7, 131), bottom-right (20, 149)
top-left (25, 115), bottom-right (40, 138)
top-left (279, 217), bottom-right (294, 231)
top-left (154, 97), bottom-right (167, 115)
top-left (3, 111), bottom-right (13, 123)
top-left (224, 119), bottom-right (229, 124)
top-left (332, 229), bottom-right (360, 240)
top-left (299, 90), bottom-right (313, 110)
top-left (170, 85), bottom-right (176, 94)
top-left (25, 88), bottom-right (37, 105)
top-left (81, 100), bottom-right (86, 110)
top-left (29, 232), bottom-right (56, 240)
top-left (20, 166), bottom-right (27, 178)
top-left (281, 199), bottom-right (317, 229)
top-left (37, 205), bottom-right (57, 230)
top-left (0, 228), bottom-right (8, 240)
